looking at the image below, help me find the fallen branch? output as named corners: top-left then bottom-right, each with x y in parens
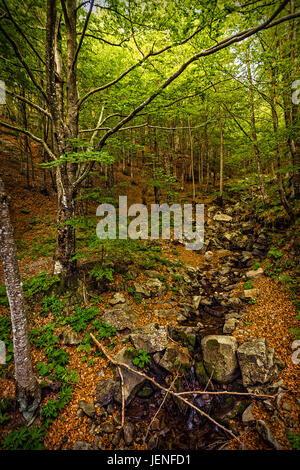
top-left (144, 372), bottom-right (179, 443)
top-left (176, 390), bottom-right (277, 399)
top-left (117, 365), bottom-right (125, 428)
top-left (90, 333), bottom-right (243, 446)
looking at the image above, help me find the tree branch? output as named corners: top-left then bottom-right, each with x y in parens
top-left (5, 89), bottom-right (51, 119)
top-left (96, 2), bottom-right (296, 151)
top-left (1, 0), bottom-right (45, 65)
top-left (78, 16), bottom-right (208, 107)
top-left (0, 25), bottom-right (47, 102)
top-left (73, 0), bottom-right (94, 69)
top-left (0, 120), bottom-right (56, 161)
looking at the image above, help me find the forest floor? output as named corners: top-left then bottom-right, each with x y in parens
top-left (0, 138), bottom-right (299, 451)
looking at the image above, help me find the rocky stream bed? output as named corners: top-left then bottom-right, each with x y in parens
top-left (64, 202), bottom-right (295, 451)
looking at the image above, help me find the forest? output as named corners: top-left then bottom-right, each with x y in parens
top-left (0, 0), bottom-right (299, 454)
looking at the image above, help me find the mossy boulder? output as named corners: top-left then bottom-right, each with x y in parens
top-left (201, 335), bottom-right (239, 384)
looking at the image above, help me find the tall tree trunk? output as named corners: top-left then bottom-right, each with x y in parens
top-left (0, 177), bottom-right (40, 419)
top-left (20, 88), bottom-right (30, 189)
top-left (288, 0), bottom-right (299, 198)
top-left (153, 128), bottom-right (160, 204)
top-left (46, 0), bottom-right (79, 279)
top-left (188, 117), bottom-right (195, 201)
top-left (218, 105), bottom-right (224, 206)
top-left (270, 69), bottom-right (294, 220)
top-left (244, 43), bottom-right (266, 203)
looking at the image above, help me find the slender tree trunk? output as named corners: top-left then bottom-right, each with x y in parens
top-left (270, 69), bottom-right (294, 220)
top-left (0, 177), bottom-right (40, 419)
top-left (20, 88), bottom-right (30, 189)
top-left (153, 128), bottom-right (160, 204)
top-left (218, 105), bottom-right (224, 206)
top-left (46, 0), bottom-right (79, 279)
top-left (288, 0), bottom-right (300, 198)
top-left (244, 43), bottom-right (266, 203)
top-left (188, 117), bottom-right (195, 200)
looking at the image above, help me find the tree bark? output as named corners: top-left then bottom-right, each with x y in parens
top-left (188, 117), bottom-right (195, 201)
top-left (218, 105), bottom-right (224, 206)
top-left (270, 68), bottom-right (294, 220)
top-left (244, 43), bottom-right (266, 203)
top-left (0, 177), bottom-right (40, 419)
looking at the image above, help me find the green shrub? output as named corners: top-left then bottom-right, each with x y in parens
top-left (268, 247), bottom-right (283, 260)
top-left (23, 272), bottom-right (60, 298)
top-left (0, 397), bottom-right (12, 425)
top-left (41, 384), bottom-right (72, 428)
top-left (29, 324), bottom-right (58, 350)
top-left (68, 306), bottom-right (99, 332)
top-left (46, 348), bottom-right (70, 366)
top-left (287, 431), bottom-right (300, 450)
top-left (3, 426), bottom-right (45, 450)
top-left (0, 285), bottom-right (8, 306)
top-left (133, 294), bottom-right (143, 304)
top-left (244, 280), bottom-right (253, 290)
top-left (129, 349), bottom-right (150, 369)
top-left (89, 264), bottom-right (114, 281)
top-left (30, 238), bottom-right (55, 259)
top-left (41, 296), bottom-right (64, 317)
top-left (0, 315), bottom-right (13, 364)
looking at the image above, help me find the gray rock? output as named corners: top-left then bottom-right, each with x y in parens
top-left (192, 295), bottom-right (201, 310)
top-left (153, 309), bottom-right (174, 319)
top-left (58, 325), bottom-right (80, 345)
top-left (263, 400), bottom-right (274, 411)
top-left (157, 346), bottom-right (191, 373)
top-left (113, 347), bottom-right (145, 405)
top-left (145, 278), bottom-right (166, 297)
top-left (168, 326), bottom-right (199, 351)
top-left (102, 422), bottom-right (114, 434)
top-left (219, 266), bottom-right (231, 276)
top-left (223, 318), bottom-right (237, 334)
top-left (73, 441), bottom-right (93, 450)
top-left (95, 378), bottom-right (117, 406)
top-left (225, 312), bottom-right (243, 320)
top-left (144, 270), bottom-right (161, 278)
top-left (227, 296), bottom-right (242, 307)
top-left (78, 400), bottom-right (96, 418)
top-left (242, 404), bottom-right (255, 425)
top-left (201, 335), bottom-right (239, 384)
top-left (282, 401), bottom-right (292, 412)
top-left (130, 323), bottom-right (168, 353)
top-left (110, 293), bottom-right (126, 305)
top-left (246, 268), bottom-right (264, 279)
top-left (256, 420), bottom-right (283, 450)
top-left (237, 338), bottom-right (279, 388)
top-left (213, 213), bottom-right (233, 222)
top-left (243, 288), bottom-right (260, 300)
top-left (204, 251), bottom-right (213, 262)
top-left (134, 283), bottom-right (151, 298)
top-left (101, 305), bottom-right (138, 330)
top-left (123, 422), bottom-right (135, 445)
